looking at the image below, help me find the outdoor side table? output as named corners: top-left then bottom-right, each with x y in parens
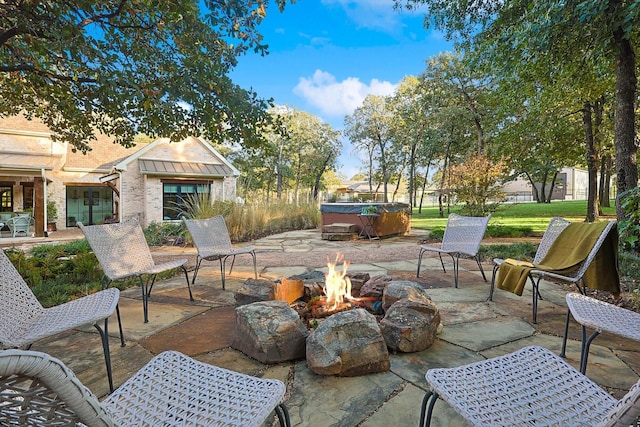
top-left (358, 214), bottom-right (380, 240)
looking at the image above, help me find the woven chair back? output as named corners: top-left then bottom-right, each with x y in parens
top-left (183, 215), bottom-right (233, 255)
top-left (542, 220), bottom-right (616, 282)
top-left (440, 213), bottom-right (491, 256)
top-left (0, 350), bottom-right (115, 426)
top-left (0, 251), bottom-right (45, 348)
top-left (79, 220), bottom-right (156, 281)
top-left (598, 378), bottom-right (640, 426)
top-left (533, 217), bottom-right (572, 264)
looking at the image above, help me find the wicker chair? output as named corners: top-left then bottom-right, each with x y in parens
top-left (490, 219), bottom-right (616, 323)
top-left (416, 214), bottom-right (491, 288)
top-left (183, 216), bottom-right (257, 289)
top-left (419, 345), bottom-right (640, 427)
top-left (0, 349), bottom-right (291, 426)
top-left (6, 215), bottom-right (31, 237)
top-left (561, 292), bottom-right (640, 374)
top-left (488, 217), bottom-right (571, 320)
top-left (79, 220), bottom-right (192, 323)
top-left (0, 250), bottom-right (120, 392)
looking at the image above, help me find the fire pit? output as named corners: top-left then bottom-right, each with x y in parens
top-left (231, 252), bottom-right (441, 375)
top-left (305, 254), bottom-right (380, 319)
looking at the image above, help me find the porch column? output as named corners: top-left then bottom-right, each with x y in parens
top-left (34, 177), bottom-right (45, 237)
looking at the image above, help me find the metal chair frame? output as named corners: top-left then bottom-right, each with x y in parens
top-left (183, 215), bottom-right (257, 289)
top-left (0, 250), bottom-right (120, 392)
top-left (417, 214), bottom-right (491, 288)
top-left (79, 220), bottom-right (192, 323)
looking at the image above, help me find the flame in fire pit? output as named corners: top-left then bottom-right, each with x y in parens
top-left (324, 253), bottom-right (352, 310)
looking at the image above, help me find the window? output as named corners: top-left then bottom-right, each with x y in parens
top-left (22, 183), bottom-right (34, 211)
top-left (163, 182), bottom-right (210, 220)
top-left (0, 183), bottom-right (13, 212)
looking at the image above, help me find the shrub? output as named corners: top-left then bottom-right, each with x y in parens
top-left (619, 186), bottom-right (640, 255)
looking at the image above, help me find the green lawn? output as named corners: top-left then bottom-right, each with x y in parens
top-left (411, 200), bottom-right (617, 238)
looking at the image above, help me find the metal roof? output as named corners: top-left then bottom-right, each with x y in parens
top-left (138, 159), bottom-right (233, 177)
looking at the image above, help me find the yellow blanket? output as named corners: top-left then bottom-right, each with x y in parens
top-left (496, 221), bottom-right (620, 296)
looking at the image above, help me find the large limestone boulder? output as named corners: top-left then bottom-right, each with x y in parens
top-left (306, 308), bottom-right (390, 376)
top-left (230, 300), bottom-right (309, 363)
top-left (382, 280), bottom-right (433, 312)
top-left (380, 298), bottom-right (440, 353)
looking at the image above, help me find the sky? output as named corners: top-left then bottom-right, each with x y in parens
top-left (229, 0), bottom-right (454, 179)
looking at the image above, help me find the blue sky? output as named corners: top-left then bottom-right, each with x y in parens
top-left (230, 0), bottom-right (453, 178)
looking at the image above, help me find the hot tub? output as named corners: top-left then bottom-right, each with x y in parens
top-left (320, 202), bottom-right (411, 238)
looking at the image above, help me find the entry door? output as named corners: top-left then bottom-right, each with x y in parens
top-left (66, 186), bottom-right (113, 226)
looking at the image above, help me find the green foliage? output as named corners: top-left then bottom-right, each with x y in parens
top-left (46, 199), bottom-right (58, 222)
top-left (4, 242), bottom-right (103, 308)
top-left (619, 186), bottom-right (640, 254)
top-left (143, 221), bottom-right (188, 247)
top-left (479, 242), bottom-right (538, 263)
top-left (1, 1), bottom-right (293, 152)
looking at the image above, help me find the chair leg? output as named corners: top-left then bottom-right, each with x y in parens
top-left (181, 265), bottom-right (194, 301)
top-left (94, 320), bottom-right (114, 393)
top-left (417, 248), bottom-right (426, 278)
top-left (438, 253), bottom-right (446, 273)
top-left (228, 254), bottom-right (237, 274)
top-left (475, 256), bottom-right (487, 282)
top-left (115, 304), bottom-right (126, 347)
top-left (580, 326), bottom-right (600, 374)
top-left (251, 251), bottom-right (258, 279)
top-left (487, 264), bottom-right (499, 301)
top-left (419, 391), bottom-right (439, 427)
top-left (191, 256), bottom-right (203, 285)
top-left (218, 258), bottom-right (226, 290)
top-left (274, 403), bottom-right (291, 427)
top-left (531, 277), bottom-right (542, 324)
top-left (139, 275), bottom-right (154, 323)
top-left (452, 254), bottom-right (459, 288)
top-left (560, 308), bottom-right (571, 357)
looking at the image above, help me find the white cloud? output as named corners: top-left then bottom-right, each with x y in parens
top-left (293, 69), bottom-right (396, 117)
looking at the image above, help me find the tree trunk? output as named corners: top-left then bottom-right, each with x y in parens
top-left (546, 171), bottom-right (558, 204)
top-left (439, 139), bottom-right (452, 217)
top-left (583, 100), bottom-right (599, 222)
top-left (312, 153), bottom-right (332, 201)
top-left (526, 172), bottom-right (541, 203)
top-left (612, 21), bottom-right (638, 221)
top-left (599, 154), bottom-right (612, 207)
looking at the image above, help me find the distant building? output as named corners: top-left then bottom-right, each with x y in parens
top-left (0, 115), bottom-right (239, 236)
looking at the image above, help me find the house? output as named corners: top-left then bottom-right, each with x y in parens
top-left (0, 115), bottom-right (239, 237)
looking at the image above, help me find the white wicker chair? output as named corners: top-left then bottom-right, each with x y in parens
top-left (490, 219), bottom-right (616, 324)
top-left (416, 214), bottom-right (491, 288)
top-left (419, 345), bottom-right (640, 427)
top-left (0, 250), bottom-right (120, 392)
top-left (488, 217), bottom-right (571, 320)
top-left (561, 292), bottom-right (640, 374)
top-left (183, 216), bottom-right (257, 289)
top-left (78, 220), bottom-right (192, 323)
top-left (6, 215), bottom-right (31, 237)
top-left (0, 349), bottom-right (291, 427)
